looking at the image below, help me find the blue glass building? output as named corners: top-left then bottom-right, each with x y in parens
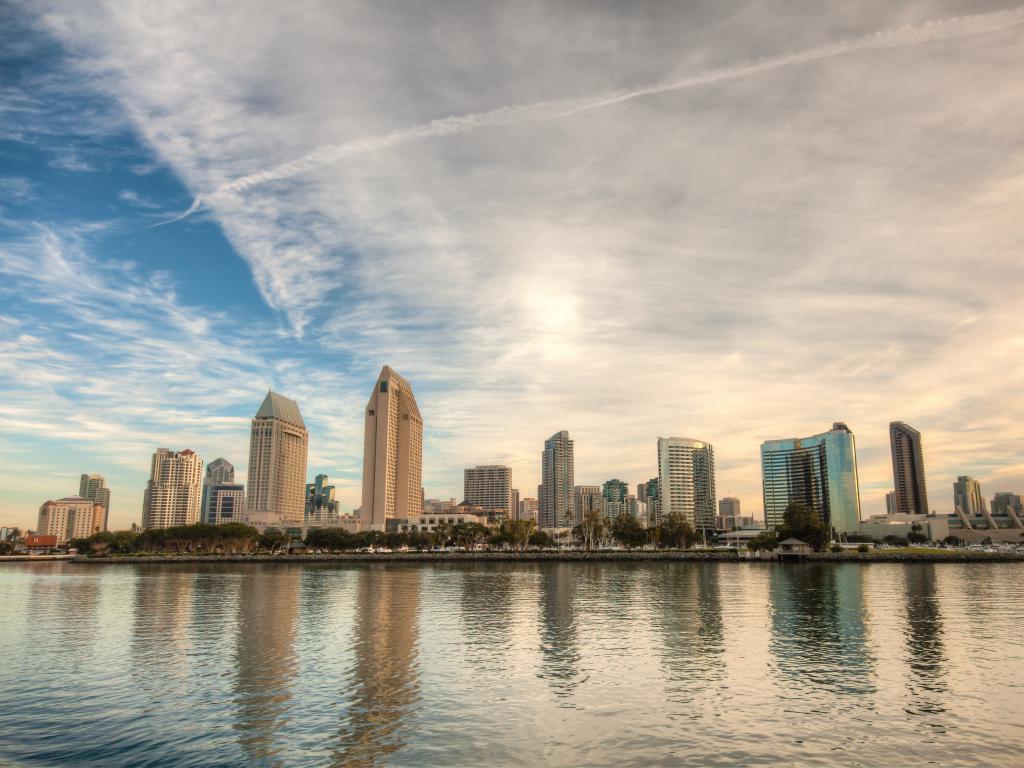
top-left (761, 422), bottom-right (862, 536)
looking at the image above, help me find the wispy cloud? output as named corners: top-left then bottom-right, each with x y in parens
top-left (2, 0), bottom-right (1023, 528)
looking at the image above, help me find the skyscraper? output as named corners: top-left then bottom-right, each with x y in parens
top-left (601, 479), bottom-right (631, 522)
top-left (361, 365), bottom-right (423, 531)
top-left (518, 497), bottom-right (539, 523)
top-left (200, 458), bottom-right (235, 523)
top-left (645, 477), bottom-right (660, 525)
top-left (761, 422), bottom-right (862, 535)
top-left (657, 437), bottom-right (717, 531)
top-left (540, 430), bottom-right (574, 529)
top-left (718, 497), bottom-right (741, 518)
top-left (464, 465), bottom-right (512, 515)
top-left (573, 485), bottom-right (602, 527)
top-left (889, 422), bottom-right (929, 515)
top-left (885, 490), bottom-right (898, 515)
top-left (142, 448), bottom-right (204, 529)
top-left (78, 474), bottom-right (111, 531)
top-left (953, 476), bottom-right (986, 514)
top-left (991, 492), bottom-right (1024, 518)
top-left (305, 474), bottom-right (340, 525)
top-left (247, 391), bottom-right (309, 525)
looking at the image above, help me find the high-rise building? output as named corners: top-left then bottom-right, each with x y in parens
top-left (464, 465), bottom-right (512, 514)
top-left (645, 477), bottom-right (660, 525)
top-left (510, 488), bottom-right (520, 521)
top-left (991, 493), bottom-right (1024, 518)
top-left (518, 497), bottom-right (539, 523)
top-left (657, 437), bottom-right (717, 531)
top-left (78, 474), bottom-right (110, 531)
top-left (208, 484), bottom-right (245, 525)
top-left (37, 497), bottom-right (104, 542)
top-left (573, 485), bottom-right (602, 527)
top-left (305, 474), bottom-right (340, 526)
top-left (601, 479), bottom-right (631, 522)
top-left (953, 476), bottom-right (986, 515)
top-left (885, 490), bottom-right (898, 515)
top-left (361, 366), bottom-right (423, 531)
top-left (718, 497), bottom-right (741, 518)
top-left (247, 391), bottom-right (309, 526)
top-left (761, 422), bottom-right (861, 535)
top-left (889, 422), bottom-right (929, 515)
top-left (200, 458), bottom-right (235, 523)
top-left (142, 448), bottom-right (204, 529)
top-left (540, 430), bottom-right (574, 529)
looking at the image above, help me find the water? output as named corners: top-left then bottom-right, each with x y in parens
top-left (1, 561), bottom-right (1022, 767)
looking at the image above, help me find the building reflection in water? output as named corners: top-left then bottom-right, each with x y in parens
top-left (233, 565), bottom-right (301, 765)
top-left (902, 564), bottom-right (947, 720)
top-left (768, 564), bottom-right (875, 696)
top-left (458, 563), bottom-right (516, 674)
top-left (536, 562), bottom-right (582, 698)
top-left (332, 565), bottom-right (421, 768)
top-left (131, 567), bottom-right (197, 691)
top-left (649, 563), bottom-right (724, 705)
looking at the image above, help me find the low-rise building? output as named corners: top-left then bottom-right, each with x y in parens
top-left (397, 512), bottom-right (487, 533)
top-left (25, 534), bottom-right (59, 552)
top-left (859, 513), bottom-right (949, 542)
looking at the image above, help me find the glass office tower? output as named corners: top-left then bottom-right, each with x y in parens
top-left (761, 422), bottom-right (862, 536)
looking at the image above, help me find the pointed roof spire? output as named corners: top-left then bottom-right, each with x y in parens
top-left (255, 390), bottom-right (306, 429)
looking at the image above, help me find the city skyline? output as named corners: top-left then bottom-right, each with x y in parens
top-left (3, 2), bottom-right (1024, 529)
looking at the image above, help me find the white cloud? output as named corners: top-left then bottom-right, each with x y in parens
top-left (4, 0), bottom-right (1024, 526)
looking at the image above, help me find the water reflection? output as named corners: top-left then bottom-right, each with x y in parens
top-left (333, 566), bottom-right (421, 767)
top-left (458, 563), bottom-right (517, 673)
top-left (537, 563), bottom-right (582, 697)
top-left (902, 565), bottom-right (946, 720)
top-left (233, 566), bottom-right (301, 765)
top-left (768, 564), bottom-right (874, 696)
top-left (649, 563), bottom-right (724, 707)
top-left (131, 568), bottom-right (196, 692)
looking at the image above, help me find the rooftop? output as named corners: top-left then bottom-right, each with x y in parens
top-left (255, 390), bottom-right (306, 429)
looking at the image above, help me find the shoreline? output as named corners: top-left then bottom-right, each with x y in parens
top-left (18, 549), bottom-right (1024, 565)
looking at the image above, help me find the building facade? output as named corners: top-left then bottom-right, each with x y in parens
top-left (361, 365), bottom-right (424, 531)
top-left (200, 458), bottom-right (235, 523)
top-left (247, 391), bottom-right (309, 526)
top-left (142, 448), bottom-right (204, 529)
top-left (601, 479), bottom-right (632, 522)
top-left (518, 497), bottom-right (539, 523)
top-left (37, 497), bottom-right (104, 543)
top-left (305, 474), bottom-right (340, 526)
top-left (540, 430), bottom-right (574, 529)
top-left (78, 474), bottom-right (111, 531)
top-left (645, 477), bottom-right (660, 525)
top-left (953, 476), bottom-right (986, 515)
top-left (208, 484), bottom-right (245, 525)
top-left (991, 492), bottom-right (1024, 518)
top-left (760, 422), bottom-right (862, 536)
top-left (573, 485), bottom-right (602, 527)
top-left (657, 437), bottom-right (716, 531)
top-left (885, 490), bottom-right (898, 515)
top-left (464, 465), bottom-right (512, 515)
top-left (889, 422), bottom-right (929, 515)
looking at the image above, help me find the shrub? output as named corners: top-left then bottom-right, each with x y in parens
top-left (857, 543), bottom-right (870, 554)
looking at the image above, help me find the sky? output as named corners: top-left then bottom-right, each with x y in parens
top-left (1, 0), bottom-right (1023, 531)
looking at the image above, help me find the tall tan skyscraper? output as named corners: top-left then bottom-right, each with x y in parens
top-left (361, 366), bottom-right (423, 531)
top-left (247, 391), bottom-right (309, 525)
top-left (142, 448), bottom-right (204, 529)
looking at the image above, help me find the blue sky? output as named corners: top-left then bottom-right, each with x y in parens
top-left (2, 1), bottom-right (1024, 530)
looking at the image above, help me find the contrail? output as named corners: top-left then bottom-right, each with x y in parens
top-left (145, 194), bottom-right (204, 228)
top-left (189, 5), bottom-right (1024, 209)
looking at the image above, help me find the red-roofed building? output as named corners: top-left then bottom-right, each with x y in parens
top-left (25, 534), bottom-right (59, 552)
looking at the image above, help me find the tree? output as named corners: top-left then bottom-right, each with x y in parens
top-left (452, 522), bottom-right (489, 549)
top-left (529, 530), bottom-right (555, 548)
top-left (882, 534), bottom-right (908, 547)
top-left (433, 521), bottom-right (454, 548)
top-left (746, 531), bottom-right (778, 552)
top-left (577, 508), bottom-right (606, 550)
top-left (495, 519), bottom-right (534, 551)
top-left (259, 528), bottom-right (288, 552)
top-left (611, 513), bottom-right (646, 549)
top-left (907, 522), bottom-right (927, 545)
top-left (943, 535), bottom-right (964, 547)
top-left (857, 543), bottom-right (871, 554)
top-left (658, 512), bottom-right (696, 549)
top-left (776, 503), bottom-right (828, 551)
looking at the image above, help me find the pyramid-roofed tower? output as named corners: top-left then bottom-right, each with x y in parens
top-left (247, 390), bottom-right (309, 525)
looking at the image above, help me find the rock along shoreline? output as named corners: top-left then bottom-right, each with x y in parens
top-left (57, 549), bottom-right (1024, 565)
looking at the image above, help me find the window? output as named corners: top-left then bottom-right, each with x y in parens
top-left (380, 381), bottom-right (388, 392)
